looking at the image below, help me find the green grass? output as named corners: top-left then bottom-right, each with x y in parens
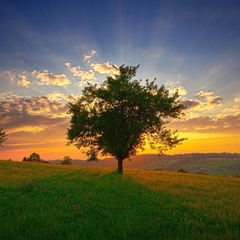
top-left (183, 158), bottom-right (240, 175)
top-left (0, 160), bottom-right (240, 240)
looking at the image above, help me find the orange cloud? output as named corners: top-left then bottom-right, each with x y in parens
top-left (90, 62), bottom-right (119, 75)
top-left (17, 72), bottom-right (31, 88)
top-left (65, 62), bottom-right (95, 86)
top-left (8, 126), bottom-right (48, 134)
top-left (234, 96), bottom-right (240, 102)
top-left (182, 90), bottom-right (223, 112)
top-left (1, 70), bottom-right (31, 88)
top-left (47, 91), bottom-right (67, 101)
top-left (169, 86), bottom-right (187, 96)
top-left (170, 113), bottom-right (240, 134)
top-left (0, 94), bottom-right (69, 133)
top-left (222, 104), bottom-right (240, 116)
top-left (195, 90), bottom-right (223, 105)
top-left (33, 70), bottom-right (70, 86)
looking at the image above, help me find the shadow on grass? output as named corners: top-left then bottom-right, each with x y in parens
top-left (0, 165), bottom-right (239, 239)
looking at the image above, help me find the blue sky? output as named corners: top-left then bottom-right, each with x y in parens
top-left (0, 0), bottom-right (240, 160)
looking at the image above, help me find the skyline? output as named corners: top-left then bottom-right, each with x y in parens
top-left (0, 0), bottom-right (240, 161)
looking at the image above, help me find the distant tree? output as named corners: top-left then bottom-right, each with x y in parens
top-left (67, 65), bottom-right (186, 174)
top-left (29, 152), bottom-right (41, 162)
top-left (0, 128), bottom-right (7, 147)
top-left (22, 153), bottom-right (46, 163)
top-left (61, 156), bottom-right (72, 165)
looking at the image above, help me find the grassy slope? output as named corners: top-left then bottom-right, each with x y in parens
top-left (51, 153), bottom-right (240, 176)
top-left (0, 160), bottom-right (240, 240)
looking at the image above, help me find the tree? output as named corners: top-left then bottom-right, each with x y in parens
top-left (67, 65), bottom-right (186, 174)
top-left (0, 128), bottom-right (7, 147)
top-left (23, 154), bottom-right (48, 163)
top-left (61, 156), bottom-right (72, 165)
top-left (29, 152), bottom-right (41, 162)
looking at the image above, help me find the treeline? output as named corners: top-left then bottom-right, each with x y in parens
top-left (22, 152), bottom-right (48, 163)
top-left (22, 153), bottom-right (72, 165)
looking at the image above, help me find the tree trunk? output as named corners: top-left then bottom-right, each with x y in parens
top-left (117, 158), bottom-right (124, 174)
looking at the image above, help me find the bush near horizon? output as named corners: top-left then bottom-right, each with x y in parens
top-left (60, 155), bottom-right (72, 165)
top-left (0, 160), bottom-right (239, 240)
top-left (22, 152), bottom-right (43, 162)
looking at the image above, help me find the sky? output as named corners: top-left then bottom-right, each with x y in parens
top-left (0, 0), bottom-right (240, 161)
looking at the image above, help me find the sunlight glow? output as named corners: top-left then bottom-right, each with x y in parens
top-left (0, 1), bottom-right (239, 161)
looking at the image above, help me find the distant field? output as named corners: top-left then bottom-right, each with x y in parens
top-left (51, 153), bottom-right (240, 176)
top-left (182, 158), bottom-right (240, 175)
top-left (142, 154), bottom-right (240, 176)
top-left (0, 160), bottom-right (240, 239)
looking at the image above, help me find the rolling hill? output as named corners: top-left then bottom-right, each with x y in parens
top-left (50, 152), bottom-right (240, 176)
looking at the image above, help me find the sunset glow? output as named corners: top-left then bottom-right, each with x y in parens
top-left (0, 0), bottom-right (239, 161)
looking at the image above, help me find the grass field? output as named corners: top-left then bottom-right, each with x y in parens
top-left (0, 160), bottom-right (240, 240)
top-left (183, 158), bottom-right (240, 175)
top-left (143, 155), bottom-right (240, 176)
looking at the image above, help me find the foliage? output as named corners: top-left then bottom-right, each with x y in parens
top-left (0, 128), bottom-right (7, 147)
top-left (67, 65), bottom-right (186, 173)
top-left (61, 156), bottom-right (72, 165)
top-left (22, 152), bottom-right (43, 162)
top-left (0, 160), bottom-right (240, 239)
top-left (177, 168), bottom-right (188, 173)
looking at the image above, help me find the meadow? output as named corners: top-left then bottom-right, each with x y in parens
top-left (0, 160), bottom-right (239, 240)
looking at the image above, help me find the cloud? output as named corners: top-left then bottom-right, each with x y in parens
top-left (47, 91), bottom-right (67, 101)
top-left (166, 80), bottom-right (181, 88)
top-left (66, 53), bottom-right (118, 85)
top-left (90, 62), bottom-right (119, 75)
top-left (33, 70), bottom-right (70, 86)
top-left (1, 70), bottom-right (31, 88)
top-left (169, 86), bottom-right (187, 96)
top-left (46, 91), bottom-right (78, 103)
top-left (182, 90), bottom-right (223, 112)
top-left (222, 104), bottom-right (240, 116)
top-left (196, 91), bottom-right (214, 99)
top-left (17, 72), bottom-right (31, 88)
top-left (196, 90), bottom-right (223, 106)
top-left (5, 71), bottom-right (16, 84)
top-left (65, 62), bottom-right (95, 86)
top-left (0, 94), bottom-right (69, 134)
top-left (4, 71), bottom-right (17, 84)
top-left (0, 93), bottom-right (73, 156)
top-left (24, 96), bottom-right (69, 119)
top-left (65, 63), bottom-right (94, 80)
top-left (234, 96), bottom-right (240, 102)
top-left (181, 99), bottom-right (201, 109)
top-left (84, 50), bottom-right (97, 63)
top-left (223, 104), bottom-right (240, 112)
top-left (66, 94), bottom-right (78, 102)
top-left (170, 113), bottom-right (240, 134)
top-left (8, 126), bottom-right (48, 134)
top-left (221, 95), bottom-right (240, 116)
top-left (65, 63), bottom-right (95, 80)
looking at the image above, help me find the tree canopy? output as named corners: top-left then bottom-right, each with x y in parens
top-left (67, 65), bottom-right (186, 173)
top-left (61, 156), bottom-right (73, 165)
top-left (23, 152), bottom-right (42, 162)
top-left (0, 128), bottom-right (7, 147)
